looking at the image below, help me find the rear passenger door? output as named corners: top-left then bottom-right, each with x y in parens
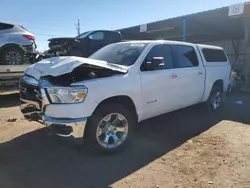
top-left (171, 45), bottom-right (205, 108)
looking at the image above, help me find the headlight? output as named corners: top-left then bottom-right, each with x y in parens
top-left (47, 87), bottom-right (87, 104)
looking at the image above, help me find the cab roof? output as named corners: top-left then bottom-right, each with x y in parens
top-left (120, 40), bottom-right (224, 50)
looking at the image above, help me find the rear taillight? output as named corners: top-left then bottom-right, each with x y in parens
top-left (230, 69), bottom-right (237, 80)
top-left (232, 71), bottom-right (237, 78)
top-left (23, 35), bottom-right (35, 41)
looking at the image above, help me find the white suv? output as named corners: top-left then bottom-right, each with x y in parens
top-left (0, 22), bottom-right (36, 65)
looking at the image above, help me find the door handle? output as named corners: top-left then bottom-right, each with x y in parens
top-left (170, 74), bottom-right (178, 79)
top-left (197, 72), bottom-right (203, 75)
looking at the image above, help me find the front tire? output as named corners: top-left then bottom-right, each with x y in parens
top-left (85, 103), bottom-right (135, 154)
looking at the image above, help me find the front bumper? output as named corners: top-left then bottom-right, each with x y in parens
top-left (43, 115), bottom-right (87, 138)
top-left (20, 78), bottom-right (87, 139)
top-left (47, 45), bottom-right (70, 56)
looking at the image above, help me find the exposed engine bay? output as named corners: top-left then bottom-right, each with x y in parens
top-left (46, 38), bottom-right (78, 56)
top-left (24, 56), bottom-right (128, 88)
top-left (41, 64), bottom-right (124, 86)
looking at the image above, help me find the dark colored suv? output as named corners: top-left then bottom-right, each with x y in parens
top-left (47, 30), bottom-right (122, 57)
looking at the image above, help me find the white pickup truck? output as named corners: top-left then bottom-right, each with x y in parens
top-left (20, 40), bottom-right (231, 153)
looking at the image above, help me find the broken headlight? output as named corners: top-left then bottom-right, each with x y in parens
top-left (47, 87), bottom-right (87, 104)
top-left (21, 75), bottom-right (39, 86)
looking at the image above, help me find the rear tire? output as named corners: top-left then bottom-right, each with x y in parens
top-left (84, 103), bottom-right (135, 154)
top-left (206, 86), bottom-right (223, 111)
top-left (0, 47), bottom-right (24, 65)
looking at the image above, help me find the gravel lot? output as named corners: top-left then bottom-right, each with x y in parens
top-left (0, 91), bottom-right (249, 188)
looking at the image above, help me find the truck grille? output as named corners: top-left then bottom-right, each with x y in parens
top-left (20, 80), bottom-right (43, 120)
top-left (20, 82), bottom-right (41, 102)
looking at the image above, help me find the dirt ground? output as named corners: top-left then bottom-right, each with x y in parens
top-left (0, 92), bottom-right (250, 188)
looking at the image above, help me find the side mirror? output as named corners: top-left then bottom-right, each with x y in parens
top-left (88, 35), bottom-right (92, 40)
top-left (145, 57), bottom-right (164, 70)
top-left (74, 38), bottom-right (80, 42)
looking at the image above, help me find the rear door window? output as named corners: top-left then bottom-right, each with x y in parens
top-left (172, 45), bottom-right (199, 68)
top-left (0, 23), bottom-right (14, 30)
top-left (106, 32), bottom-right (122, 43)
top-left (202, 48), bottom-right (228, 62)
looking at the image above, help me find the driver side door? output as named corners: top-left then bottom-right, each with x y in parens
top-left (140, 44), bottom-right (181, 120)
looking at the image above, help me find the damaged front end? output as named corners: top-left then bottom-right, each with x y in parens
top-left (19, 57), bottom-right (127, 139)
top-left (47, 37), bottom-right (80, 56)
top-left (20, 75), bottom-right (88, 139)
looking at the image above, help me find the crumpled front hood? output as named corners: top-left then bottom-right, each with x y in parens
top-left (25, 56), bottom-right (128, 80)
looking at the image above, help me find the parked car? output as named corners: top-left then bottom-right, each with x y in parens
top-left (19, 40), bottom-right (231, 153)
top-left (0, 22), bottom-right (37, 92)
top-left (0, 22), bottom-right (36, 65)
top-left (46, 30), bottom-right (122, 58)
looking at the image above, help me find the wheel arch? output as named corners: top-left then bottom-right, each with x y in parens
top-left (212, 79), bottom-right (224, 91)
top-left (203, 79), bottom-right (224, 102)
top-left (206, 79), bottom-right (224, 111)
top-left (94, 95), bottom-right (138, 122)
top-left (0, 43), bottom-right (24, 54)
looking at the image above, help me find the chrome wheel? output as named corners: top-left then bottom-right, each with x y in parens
top-left (96, 113), bottom-right (128, 149)
top-left (211, 91), bottom-right (222, 110)
top-left (5, 51), bottom-right (22, 64)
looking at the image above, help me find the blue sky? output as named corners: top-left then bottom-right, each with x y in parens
top-left (0, 0), bottom-right (246, 51)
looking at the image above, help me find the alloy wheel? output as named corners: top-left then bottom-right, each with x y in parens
top-left (96, 113), bottom-right (129, 149)
top-left (5, 51), bottom-right (22, 65)
top-left (211, 91), bottom-right (222, 110)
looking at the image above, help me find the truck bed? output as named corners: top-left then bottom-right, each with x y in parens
top-left (0, 65), bottom-right (30, 74)
top-left (0, 65), bottom-right (29, 93)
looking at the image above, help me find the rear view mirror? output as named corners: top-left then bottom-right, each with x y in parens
top-left (145, 57), bottom-right (164, 70)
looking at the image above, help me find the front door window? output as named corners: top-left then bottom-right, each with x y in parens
top-left (88, 32), bottom-right (104, 40)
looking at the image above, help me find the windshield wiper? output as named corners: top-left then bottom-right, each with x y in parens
top-left (106, 63), bottom-right (127, 73)
top-left (106, 63), bottom-right (123, 69)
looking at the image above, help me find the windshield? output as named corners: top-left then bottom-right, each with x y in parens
top-left (89, 43), bottom-right (147, 66)
top-left (76, 31), bottom-right (90, 38)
